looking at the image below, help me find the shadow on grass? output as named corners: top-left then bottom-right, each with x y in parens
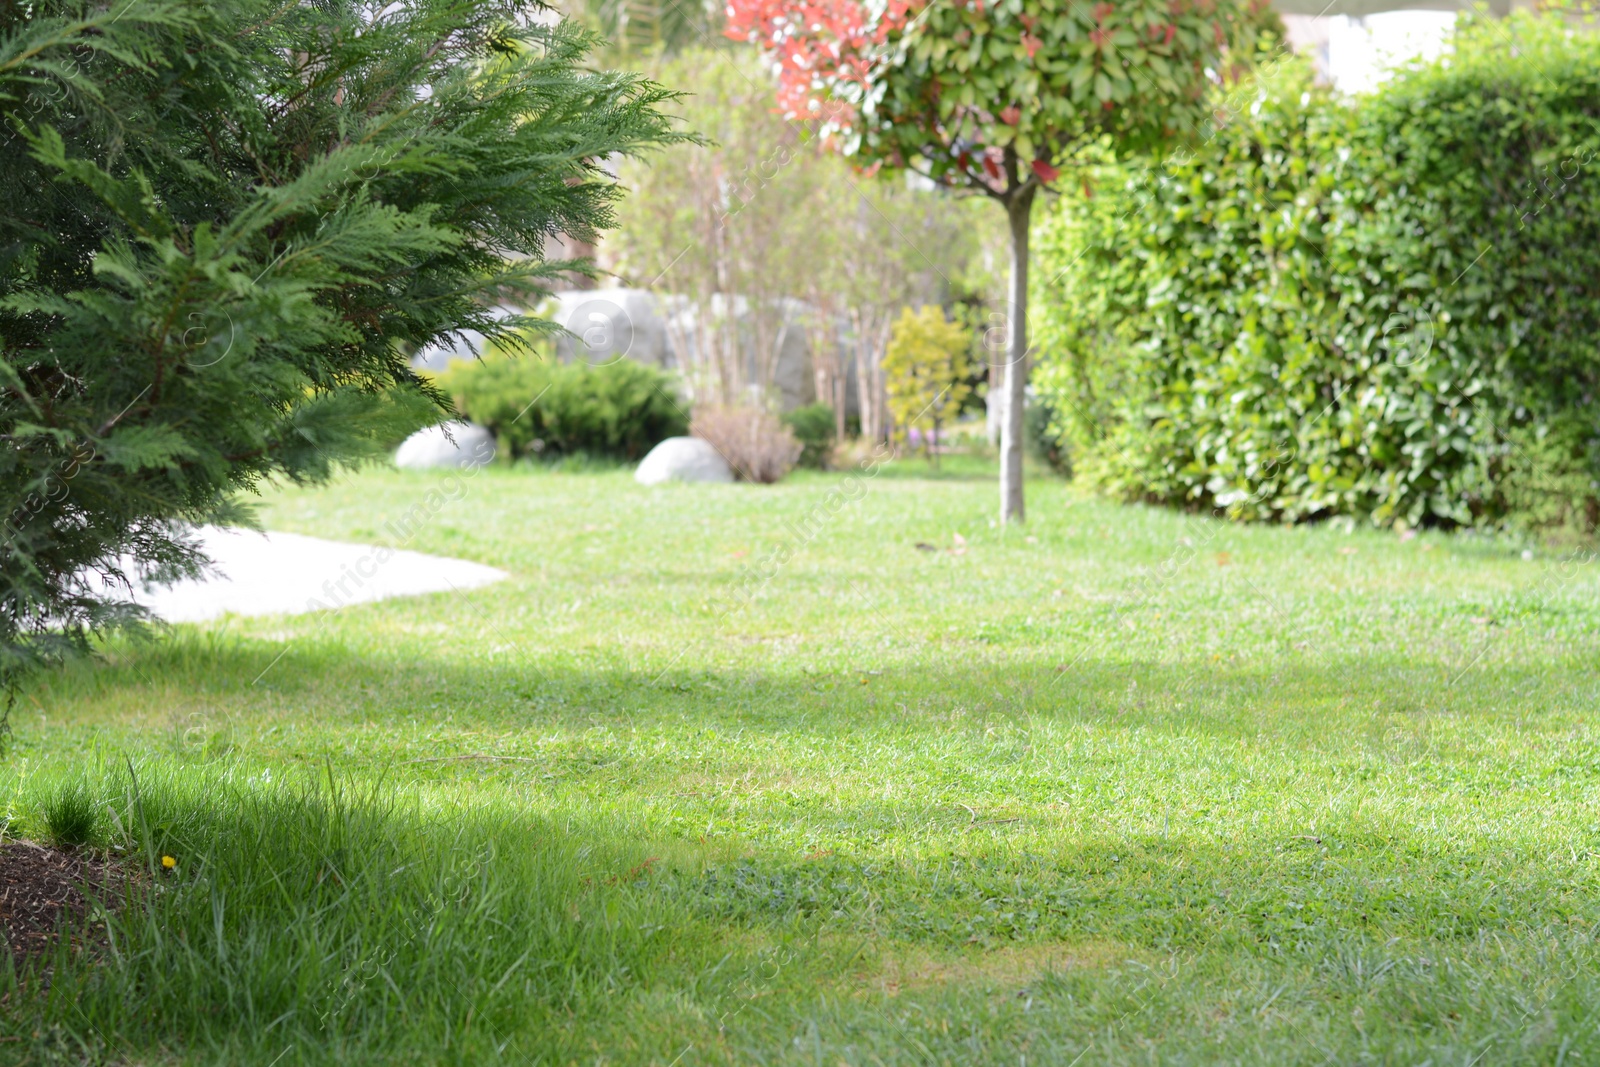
top-left (8, 748), bottom-right (1600, 1067)
top-left (1, 760), bottom-right (789, 1066)
top-left (32, 625), bottom-right (1590, 751)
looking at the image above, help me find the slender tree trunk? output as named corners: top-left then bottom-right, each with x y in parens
top-left (852, 307), bottom-right (884, 443)
top-left (987, 360), bottom-right (1003, 445)
top-left (999, 187), bottom-right (1035, 524)
top-left (875, 316), bottom-right (893, 443)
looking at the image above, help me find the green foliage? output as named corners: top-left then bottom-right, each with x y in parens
top-left (43, 780), bottom-right (97, 848)
top-left (0, 0), bottom-right (683, 691)
top-left (733, 0), bottom-right (1279, 521)
top-left (781, 403), bottom-right (837, 469)
top-left (608, 46), bottom-right (977, 423)
top-left (439, 352), bottom-right (688, 461)
top-left (1034, 16), bottom-right (1600, 537)
top-left (1025, 399), bottom-right (1070, 476)
top-left (864, 0), bottom-right (1278, 181)
top-left (733, 0), bottom-right (1279, 187)
top-left (563, 0), bottom-right (723, 59)
top-left (883, 306), bottom-right (972, 459)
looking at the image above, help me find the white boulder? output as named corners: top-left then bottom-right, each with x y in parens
top-left (635, 437), bottom-right (734, 486)
top-left (395, 422), bottom-right (496, 470)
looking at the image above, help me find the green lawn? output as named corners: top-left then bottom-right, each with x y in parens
top-left (8, 458), bottom-right (1600, 1065)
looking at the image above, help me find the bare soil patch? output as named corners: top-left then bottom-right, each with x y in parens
top-left (0, 840), bottom-right (121, 961)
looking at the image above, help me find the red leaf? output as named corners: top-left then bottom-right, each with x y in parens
top-left (1032, 159), bottom-right (1060, 182)
top-left (1022, 32), bottom-right (1043, 58)
top-left (1000, 105), bottom-right (1021, 125)
top-left (983, 154), bottom-right (1002, 181)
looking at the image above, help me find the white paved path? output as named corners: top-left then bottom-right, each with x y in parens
top-left (122, 526), bottom-right (506, 623)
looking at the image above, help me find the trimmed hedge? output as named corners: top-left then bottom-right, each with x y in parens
top-left (437, 351), bottom-right (687, 461)
top-left (1033, 14), bottom-right (1600, 538)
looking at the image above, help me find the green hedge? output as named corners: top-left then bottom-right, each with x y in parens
top-left (1033, 13), bottom-right (1600, 539)
top-left (781, 403), bottom-right (837, 469)
top-left (436, 350), bottom-right (687, 461)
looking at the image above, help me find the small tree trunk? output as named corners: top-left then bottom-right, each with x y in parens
top-left (999, 186), bottom-right (1035, 524)
top-left (987, 361), bottom-right (1003, 445)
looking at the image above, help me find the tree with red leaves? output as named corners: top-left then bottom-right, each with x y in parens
top-left (728, 0), bottom-right (1276, 522)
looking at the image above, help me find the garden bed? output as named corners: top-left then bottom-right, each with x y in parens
top-left (0, 841), bottom-right (120, 963)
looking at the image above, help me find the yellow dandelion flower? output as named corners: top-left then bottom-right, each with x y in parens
top-left (161, 855), bottom-right (177, 869)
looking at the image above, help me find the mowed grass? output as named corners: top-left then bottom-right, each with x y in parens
top-left (6, 457), bottom-right (1600, 1065)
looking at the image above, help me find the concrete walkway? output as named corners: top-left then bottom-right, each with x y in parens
top-left (119, 526), bottom-right (506, 623)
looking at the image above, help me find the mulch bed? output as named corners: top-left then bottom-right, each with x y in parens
top-left (0, 841), bottom-right (122, 963)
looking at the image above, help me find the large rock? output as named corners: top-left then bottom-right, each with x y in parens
top-left (395, 422), bottom-right (496, 470)
top-left (405, 289), bottom-right (827, 416)
top-left (551, 288), bottom-right (671, 367)
top-left (635, 437), bottom-right (733, 486)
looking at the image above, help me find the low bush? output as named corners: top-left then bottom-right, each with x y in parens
top-left (883, 306), bottom-right (973, 464)
top-left (1025, 398), bottom-right (1070, 477)
top-left (692, 406), bottom-right (802, 483)
top-left (1033, 13), bottom-right (1600, 538)
top-left (781, 403), bottom-right (837, 469)
top-left (437, 350), bottom-right (687, 461)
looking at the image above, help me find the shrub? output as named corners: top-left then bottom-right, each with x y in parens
top-left (781, 404), bottom-right (837, 469)
top-left (1025, 399), bottom-right (1070, 477)
top-left (44, 782), bottom-right (98, 849)
top-left (438, 352), bottom-right (688, 461)
top-left (691, 406), bottom-right (802, 483)
top-left (1033, 15), bottom-right (1600, 538)
top-left (883, 306), bottom-right (972, 463)
top-left (0, 1), bottom-right (682, 694)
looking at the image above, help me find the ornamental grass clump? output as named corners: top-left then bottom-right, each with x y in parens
top-left (691, 406), bottom-right (802, 483)
top-left (43, 781), bottom-right (98, 850)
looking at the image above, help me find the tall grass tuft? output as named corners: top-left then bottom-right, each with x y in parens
top-left (42, 781), bottom-right (98, 848)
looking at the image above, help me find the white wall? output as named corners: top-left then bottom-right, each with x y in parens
top-left (1283, 10), bottom-right (1457, 95)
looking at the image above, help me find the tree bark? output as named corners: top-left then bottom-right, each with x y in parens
top-left (999, 186), bottom-right (1035, 524)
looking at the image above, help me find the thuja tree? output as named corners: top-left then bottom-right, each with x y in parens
top-left (728, 0), bottom-right (1275, 521)
top-left (0, 1), bottom-right (682, 696)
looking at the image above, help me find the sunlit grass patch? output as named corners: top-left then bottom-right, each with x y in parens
top-left (7, 462), bottom-right (1600, 1064)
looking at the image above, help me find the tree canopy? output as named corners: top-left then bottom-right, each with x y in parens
top-left (0, 0), bottom-right (683, 701)
top-left (727, 0), bottom-right (1276, 521)
top-left (728, 0), bottom-right (1273, 188)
